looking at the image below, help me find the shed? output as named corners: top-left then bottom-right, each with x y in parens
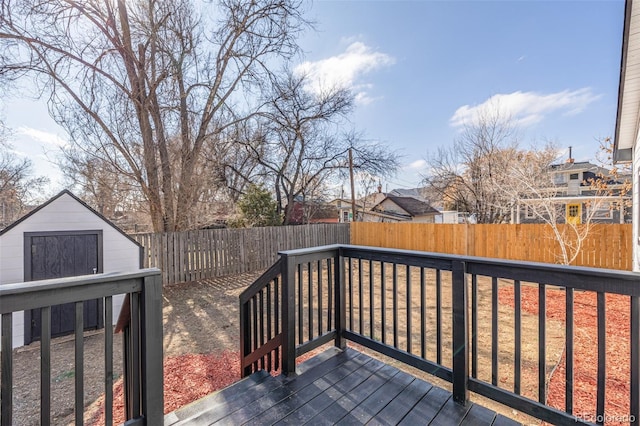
top-left (0, 190), bottom-right (143, 349)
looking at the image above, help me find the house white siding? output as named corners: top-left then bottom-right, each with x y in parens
top-left (613, 0), bottom-right (639, 270)
top-left (0, 192), bottom-right (141, 348)
top-left (411, 215), bottom-right (436, 224)
top-left (634, 133), bottom-right (640, 271)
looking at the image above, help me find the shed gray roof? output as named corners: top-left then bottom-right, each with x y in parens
top-left (0, 190), bottom-right (142, 248)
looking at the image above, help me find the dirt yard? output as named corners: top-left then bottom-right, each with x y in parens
top-left (5, 267), bottom-right (569, 425)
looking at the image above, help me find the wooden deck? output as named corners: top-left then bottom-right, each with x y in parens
top-left (164, 347), bottom-right (521, 426)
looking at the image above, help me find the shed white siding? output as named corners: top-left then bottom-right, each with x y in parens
top-left (0, 192), bottom-right (141, 348)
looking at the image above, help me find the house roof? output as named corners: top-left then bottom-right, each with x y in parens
top-left (0, 190), bottom-right (142, 247)
top-left (360, 210), bottom-right (409, 222)
top-left (614, 0), bottom-right (637, 162)
top-left (378, 196), bottom-right (439, 217)
top-left (549, 161), bottom-right (612, 177)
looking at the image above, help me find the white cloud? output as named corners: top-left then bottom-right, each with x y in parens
top-left (407, 159), bottom-right (427, 170)
top-left (449, 89), bottom-right (601, 128)
top-left (295, 41), bottom-right (395, 105)
top-left (8, 148), bottom-right (28, 157)
top-left (16, 126), bottom-right (67, 147)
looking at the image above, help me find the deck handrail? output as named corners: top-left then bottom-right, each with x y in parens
top-left (0, 269), bottom-right (163, 426)
top-left (239, 258), bottom-right (286, 376)
top-left (241, 244), bottom-right (640, 426)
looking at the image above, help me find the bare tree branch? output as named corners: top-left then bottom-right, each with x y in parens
top-left (0, 0), bottom-right (310, 231)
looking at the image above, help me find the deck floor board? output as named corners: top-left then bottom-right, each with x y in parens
top-left (166, 348), bottom-right (520, 426)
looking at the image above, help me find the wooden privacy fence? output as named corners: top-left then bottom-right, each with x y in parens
top-left (132, 224), bottom-right (350, 284)
top-left (351, 222), bottom-right (633, 270)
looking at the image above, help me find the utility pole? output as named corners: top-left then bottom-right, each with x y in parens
top-left (349, 148), bottom-right (356, 222)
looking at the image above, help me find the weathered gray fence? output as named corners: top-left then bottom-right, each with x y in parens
top-left (132, 224), bottom-right (350, 285)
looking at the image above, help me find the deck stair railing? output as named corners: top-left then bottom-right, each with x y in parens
top-left (240, 244), bottom-right (640, 426)
top-left (0, 269), bottom-right (163, 426)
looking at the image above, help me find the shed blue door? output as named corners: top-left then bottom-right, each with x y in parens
top-left (26, 233), bottom-right (103, 343)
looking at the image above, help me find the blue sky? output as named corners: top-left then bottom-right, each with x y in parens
top-left (2, 0), bottom-right (626, 197)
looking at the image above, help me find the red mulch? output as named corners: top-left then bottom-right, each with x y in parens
top-left (90, 350), bottom-right (240, 424)
top-left (498, 286), bottom-right (632, 424)
top-left (90, 349), bottom-right (320, 425)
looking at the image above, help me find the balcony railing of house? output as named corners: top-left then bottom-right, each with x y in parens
top-left (240, 244), bottom-right (640, 426)
top-left (0, 269), bottom-right (163, 426)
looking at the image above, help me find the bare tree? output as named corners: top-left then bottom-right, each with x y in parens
top-left (353, 172), bottom-right (381, 220)
top-left (502, 141), bottom-right (630, 265)
top-left (59, 147), bottom-right (141, 216)
top-left (423, 106), bottom-right (517, 223)
top-left (0, 136), bottom-right (49, 227)
top-left (213, 122), bottom-right (267, 202)
top-left (231, 71), bottom-right (399, 224)
top-left (0, 0), bottom-right (309, 231)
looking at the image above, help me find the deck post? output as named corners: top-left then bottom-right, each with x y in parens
top-left (141, 273), bottom-right (164, 425)
top-left (1, 313), bottom-right (13, 426)
top-left (334, 248), bottom-right (346, 350)
top-left (452, 260), bottom-right (469, 405)
top-left (281, 253), bottom-right (297, 376)
top-left (239, 293), bottom-right (252, 377)
top-left (122, 325), bottom-right (131, 420)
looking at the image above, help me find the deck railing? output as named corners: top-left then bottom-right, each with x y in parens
top-left (240, 244), bottom-right (640, 426)
top-left (0, 269), bottom-right (163, 426)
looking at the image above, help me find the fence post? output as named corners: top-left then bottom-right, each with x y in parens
top-left (140, 273), bottom-right (164, 424)
top-left (334, 248), bottom-right (346, 350)
top-left (281, 253), bottom-right (297, 376)
top-left (452, 260), bottom-right (469, 405)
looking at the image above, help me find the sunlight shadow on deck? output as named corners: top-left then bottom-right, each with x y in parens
top-left (165, 347), bottom-right (521, 426)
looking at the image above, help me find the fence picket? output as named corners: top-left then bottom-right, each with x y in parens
top-left (349, 223), bottom-right (631, 270)
top-left (132, 224), bottom-right (350, 285)
top-left (132, 222), bottom-right (627, 285)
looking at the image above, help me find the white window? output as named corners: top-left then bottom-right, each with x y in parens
top-left (590, 202), bottom-right (612, 219)
top-left (525, 205), bottom-right (535, 219)
top-left (553, 173), bottom-right (566, 184)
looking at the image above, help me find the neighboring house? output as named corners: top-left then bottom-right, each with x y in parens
top-left (549, 159), bottom-right (611, 195)
top-left (360, 209), bottom-right (407, 223)
top-left (328, 198), bottom-right (363, 223)
top-left (614, 0), bottom-right (640, 271)
top-left (307, 203), bottom-right (340, 224)
top-left (289, 198), bottom-right (340, 224)
top-left (357, 187), bottom-right (387, 212)
top-left (435, 210), bottom-right (475, 224)
top-left (370, 196), bottom-right (440, 223)
top-left (515, 158), bottom-right (631, 225)
top-left (0, 190), bottom-right (143, 349)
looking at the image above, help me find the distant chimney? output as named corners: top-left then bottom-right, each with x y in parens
top-left (377, 181), bottom-right (382, 193)
top-left (566, 146), bottom-right (574, 164)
